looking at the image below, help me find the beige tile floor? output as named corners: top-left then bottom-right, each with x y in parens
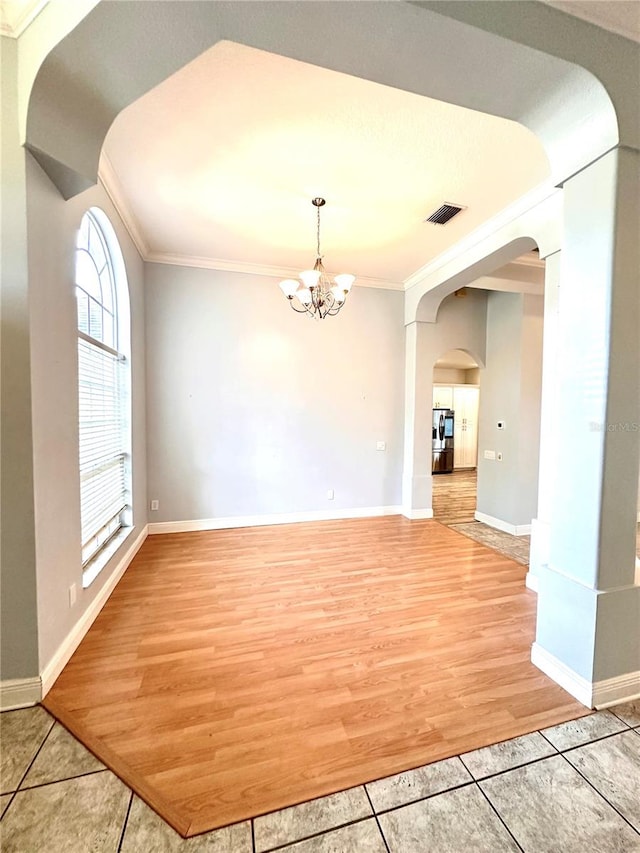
top-left (1, 702), bottom-right (639, 852)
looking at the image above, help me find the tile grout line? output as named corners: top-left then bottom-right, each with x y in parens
top-left (0, 791), bottom-right (17, 821)
top-left (18, 767), bottom-right (107, 793)
top-left (116, 790), bottom-right (134, 853)
top-left (251, 817), bottom-right (256, 853)
top-left (558, 752), bottom-right (640, 838)
top-left (475, 782), bottom-right (525, 853)
top-left (372, 778), bottom-right (475, 817)
top-left (364, 784), bottom-right (391, 853)
top-left (14, 714), bottom-right (56, 793)
top-left (259, 815), bottom-right (372, 853)
top-left (608, 710), bottom-right (635, 728)
top-left (537, 728), bottom-right (561, 753)
top-left (0, 714), bottom-right (56, 823)
top-left (539, 724), bottom-right (632, 755)
top-left (255, 723), bottom-right (640, 850)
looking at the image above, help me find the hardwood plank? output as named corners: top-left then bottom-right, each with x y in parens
top-left (43, 516), bottom-right (589, 836)
top-left (432, 467), bottom-right (477, 525)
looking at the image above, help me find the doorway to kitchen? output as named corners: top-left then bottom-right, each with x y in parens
top-left (431, 347), bottom-right (480, 525)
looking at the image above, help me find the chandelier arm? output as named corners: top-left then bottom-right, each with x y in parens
top-left (289, 300), bottom-right (311, 314)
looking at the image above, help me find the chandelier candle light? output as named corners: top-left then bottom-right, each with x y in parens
top-left (279, 198), bottom-right (355, 319)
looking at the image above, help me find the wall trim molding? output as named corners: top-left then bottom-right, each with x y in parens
top-left (0, 678), bottom-right (42, 711)
top-left (531, 643), bottom-right (594, 707)
top-left (593, 670), bottom-right (640, 709)
top-left (40, 524), bottom-right (149, 699)
top-left (475, 510), bottom-right (531, 536)
top-left (146, 252), bottom-right (404, 291)
top-left (525, 571), bottom-right (539, 592)
top-left (531, 643), bottom-right (640, 709)
top-left (148, 507), bottom-right (403, 535)
top-left (98, 153), bottom-right (150, 258)
top-left (401, 508), bottom-right (435, 520)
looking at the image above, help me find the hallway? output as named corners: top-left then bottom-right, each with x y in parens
top-left (432, 469), bottom-right (640, 562)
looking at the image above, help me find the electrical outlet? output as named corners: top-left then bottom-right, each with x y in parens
top-left (69, 583), bottom-right (77, 607)
top-left (497, 452), bottom-right (503, 461)
top-left (327, 489), bottom-right (334, 500)
top-left (376, 441), bottom-right (386, 451)
top-left (484, 450), bottom-right (496, 460)
top-left (150, 500), bottom-right (159, 511)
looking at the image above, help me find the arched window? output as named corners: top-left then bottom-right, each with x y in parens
top-left (75, 209), bottom-right (131, 585)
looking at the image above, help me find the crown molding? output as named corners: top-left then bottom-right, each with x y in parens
top-left (97, 148), bottom-right (546, 293)
top-left (403, 180), bottom-right (558, 291)
top-left (1, 0), bottom-right (49, 37)
top-left (98, 154), bottom-right (150, 259)
top-left (98, 157), bottom-right (402, 290)
top-left (145, 252), bottom-right (404, 290)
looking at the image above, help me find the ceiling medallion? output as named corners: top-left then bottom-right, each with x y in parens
top-left (279, 198), bottom-right (355, 319)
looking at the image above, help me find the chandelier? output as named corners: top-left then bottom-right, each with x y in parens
top-left (279, 198), bottom-right (355, 319)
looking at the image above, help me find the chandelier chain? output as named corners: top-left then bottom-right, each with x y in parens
top-left (316, 204), bottom-right (321, 258)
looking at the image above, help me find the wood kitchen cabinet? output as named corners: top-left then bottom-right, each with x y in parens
top-left (433, 384), bottom-right (479, 469)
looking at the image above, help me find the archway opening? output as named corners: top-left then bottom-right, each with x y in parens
top-left (431, 345), bottom-right (481, 525)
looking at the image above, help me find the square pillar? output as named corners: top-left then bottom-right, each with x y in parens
top-left (533, 147), bottom-right (640, 707)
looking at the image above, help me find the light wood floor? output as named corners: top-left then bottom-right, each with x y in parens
top-left (432, 468), bottom-right (477, 525)
top-left (44, 517), bottom-right (589, 837)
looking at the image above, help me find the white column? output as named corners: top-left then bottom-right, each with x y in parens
top-left (533, 147), bottom-right (640, 707)
top-left (1, 39), bottom-right (41, 692)
top-left (527, 251), bottom-right (561, 591)
top-left (402, 322), bottom-right (434, 519)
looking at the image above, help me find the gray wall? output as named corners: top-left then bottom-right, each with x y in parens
top-left (145, 264), bottom-right (405, 521)
top-left (26, 158), bottom-right (147, 673)
top-left (477, 292), bottom-right (543, 527)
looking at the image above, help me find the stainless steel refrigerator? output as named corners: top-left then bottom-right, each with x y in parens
top-left (432, 408), bottom-right (455, 474)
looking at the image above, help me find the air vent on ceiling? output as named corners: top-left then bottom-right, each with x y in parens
top-left (424, 203), bottom-right (466, 225)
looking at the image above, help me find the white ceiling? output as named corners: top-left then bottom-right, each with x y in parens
top-left (102, 40), bottom-right (550, 287)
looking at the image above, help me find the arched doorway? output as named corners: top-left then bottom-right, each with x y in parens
top-left (431, 346), bottom-right (481, 525)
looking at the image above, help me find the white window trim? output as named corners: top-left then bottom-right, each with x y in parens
top-left (76, 208), bottom-right (132, 587)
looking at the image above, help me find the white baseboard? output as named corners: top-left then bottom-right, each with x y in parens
top-left (531, 642), bottom-right (640, 709)
top-left (402, 508), bottom-right (434, 520)
top-left (40, 524), bottom-right (148, 698)
top-left (593, 671), bottom-right (640, 709)
top-left (475, 511), bottom-right (531, 536)
top-left (148, 507), bottom-right (403, 535)
top-left (525, 572), bottom-right (539, 592)
top-left (0, 678), bottom-right (42, 711)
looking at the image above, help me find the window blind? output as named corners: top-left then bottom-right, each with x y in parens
top-left (78, 336), bottom-right (127, 564)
